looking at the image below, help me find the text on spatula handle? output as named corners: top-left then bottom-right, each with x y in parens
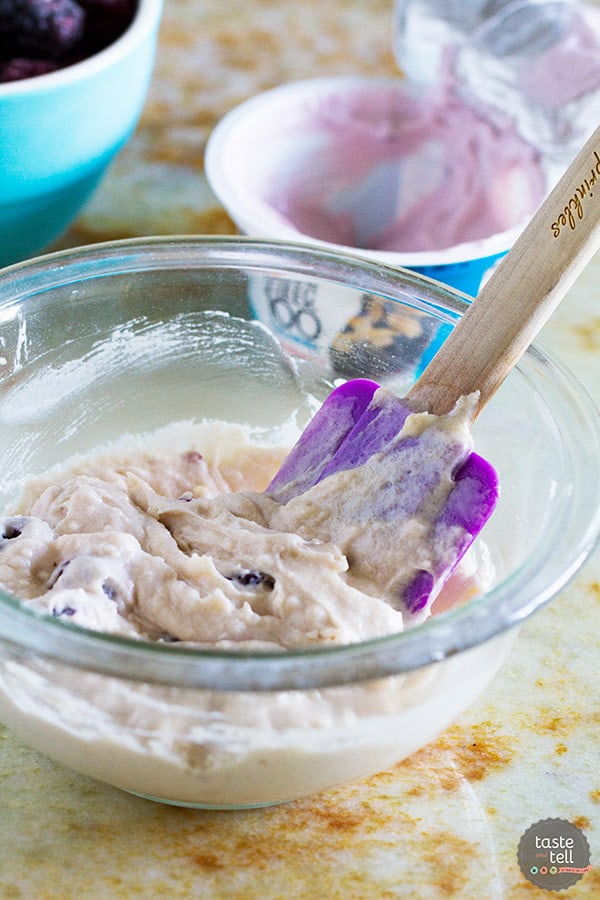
top-left (552, 148), bottom-right (600, 237)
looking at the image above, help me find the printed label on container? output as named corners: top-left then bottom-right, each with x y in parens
top-left (248, 274), bottom-right (447, 383)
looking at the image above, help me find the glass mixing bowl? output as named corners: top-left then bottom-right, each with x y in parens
top-left (0, 237), bottom-right (598, 809)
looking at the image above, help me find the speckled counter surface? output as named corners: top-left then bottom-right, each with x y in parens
top-left (2, 2), bottom-right (600, 898)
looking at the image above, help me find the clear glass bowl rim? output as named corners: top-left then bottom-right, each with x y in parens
top-left (0, 235), bottom-right (599, 692)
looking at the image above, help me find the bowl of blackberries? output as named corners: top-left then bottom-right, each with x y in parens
top-left (0, 0), bottom-right (163, 267)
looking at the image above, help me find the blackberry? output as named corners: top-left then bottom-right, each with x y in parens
top-left (0, 516), bottom-right (27, 542)
top-left (0, 0), bottom-right (85, 61)
top-left (227, 570), bottom-right (276, 591)
top-left (0, 0), bottom-right (137, 82)
top-left (52, 604), bottom-right (77, 617)
top-left (47, 558), bottom-right (71, 588)
top-left (75, 0), bottom-right (135, 55)
top-left (101, 579), bottom-right (122, 603)
top-left (159, 632), bottom-right (181, 643)
top-left (0, 56), bottom-right (58, 78)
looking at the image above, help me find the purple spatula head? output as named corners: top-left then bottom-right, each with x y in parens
top-left (267, 379), bottom-right (499, 621)
top-left (267, 378), bottom-right (379, 503)
top-left (402, 451), bottom-right (498, 614)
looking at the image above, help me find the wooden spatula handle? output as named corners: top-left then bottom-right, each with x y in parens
top-left (407, 123), bottom-right (600, 417)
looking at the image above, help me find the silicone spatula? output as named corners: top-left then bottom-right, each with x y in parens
top-left (267, 122), bottom-right (600, 618)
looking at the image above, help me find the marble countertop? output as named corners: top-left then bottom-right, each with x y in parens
top-left (2, 1), bottom-right (600, 897)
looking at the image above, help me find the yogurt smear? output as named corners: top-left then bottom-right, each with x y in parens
top-left (262, 80), bottom-right (547, 253)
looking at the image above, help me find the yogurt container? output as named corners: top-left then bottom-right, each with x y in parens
top-left (246, 272), bottom-right (446, 388)
top-left (205, 76), bottom-right (555, 296)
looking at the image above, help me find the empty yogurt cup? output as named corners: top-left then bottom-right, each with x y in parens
top-left (206, 76), bottom-right (555, 295)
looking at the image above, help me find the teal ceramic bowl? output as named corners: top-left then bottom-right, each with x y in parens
top-left (0, 0), bottom-right (163, 268)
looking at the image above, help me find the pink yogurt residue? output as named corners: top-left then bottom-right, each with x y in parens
top-left (267, 82), bottom-right (547, 253)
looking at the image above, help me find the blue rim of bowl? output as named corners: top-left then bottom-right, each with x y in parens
top-left (0, 236), bottom-right (599, 691)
